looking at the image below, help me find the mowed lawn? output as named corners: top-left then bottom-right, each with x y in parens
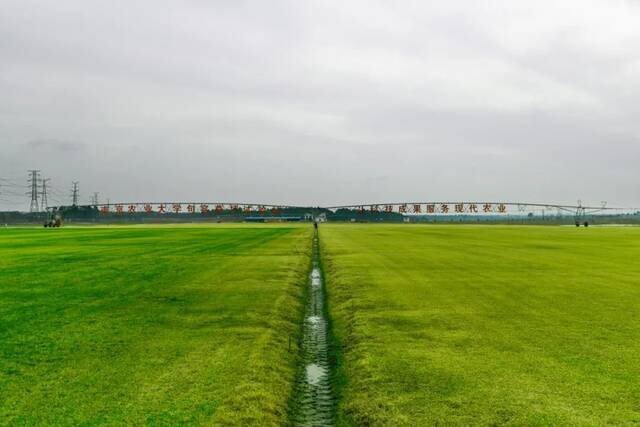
top-left (0, 225), bottom-right (312, 425)
top-left (320, 224), bottom-right (640, 425)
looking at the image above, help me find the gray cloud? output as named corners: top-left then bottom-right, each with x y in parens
top-left (1, 0), bottom-right (639, 210)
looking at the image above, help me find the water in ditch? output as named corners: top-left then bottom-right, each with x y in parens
top-left (290, 231), bottom-right (334, 426)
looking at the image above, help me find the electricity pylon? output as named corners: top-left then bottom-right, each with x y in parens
top-left (41, 178), bottom-right (50, 211)
top-left (28, 170), bottom-right (41, 213)
top-left (71, 181), bottom-right (79, 206)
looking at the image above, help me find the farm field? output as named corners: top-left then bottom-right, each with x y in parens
top-left (320, 224), bottom-right (640, 425)
top-left (0, 224), bottom-right (312, 425)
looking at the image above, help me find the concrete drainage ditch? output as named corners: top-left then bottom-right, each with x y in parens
top-left (289, 230), bottom-right (334, 426)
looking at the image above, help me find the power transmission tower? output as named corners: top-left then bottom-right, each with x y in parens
top-left (71, 181), bottom-right (79, 206)
top-left (41, 178), bottom-right (50, 211)
top-left (28, 170), bottom-right (41, 213)
top-left (92, 192), bottom-right (99, 206)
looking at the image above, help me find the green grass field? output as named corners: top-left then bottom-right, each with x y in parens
top-left (3, 223), bottom-right (640, 425)
top-left (320, 224), bottom-right (640, 425)
top-left (0, 225), bottom-right (312, 425)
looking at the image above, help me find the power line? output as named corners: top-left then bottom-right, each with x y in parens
top-left (48, 195), bottom-right (63, 205)
top-left (48, 186), bottom-right (66, 197)
top-left (0, 178), bottom-right (28, 188)
top-left (0, 186), bottom-right (24, 197)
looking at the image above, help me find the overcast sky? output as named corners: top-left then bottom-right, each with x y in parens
top-left (1, 0), bottom-right (639, 210)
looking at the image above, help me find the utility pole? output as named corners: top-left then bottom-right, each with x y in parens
top-left (41, 178), bottom-right (50, 211)
top-left (28, 170), bottom-right (41, 213)
top-left (71, 181), bottom-right (79, 206)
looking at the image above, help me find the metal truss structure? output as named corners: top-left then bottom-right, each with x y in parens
top-left (324, 201), bottom-right (618, 216)
top-left (51, 202), bottom-right (303, 216)
top-left (48, 200), bottom-right (633, 219)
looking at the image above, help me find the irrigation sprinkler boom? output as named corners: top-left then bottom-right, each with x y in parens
top-left (323, 201), bottom-right (623, 215)
top-left (45, 200), bottom-right (635, 218)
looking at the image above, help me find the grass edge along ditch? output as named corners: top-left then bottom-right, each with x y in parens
top-left (319, 228), bottom-right (408, 426)
top-left (211, 226), bottom-right (314, 426)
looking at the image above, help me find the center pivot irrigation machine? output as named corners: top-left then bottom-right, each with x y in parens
top-left (44, 200), bottom-right (637, 227)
